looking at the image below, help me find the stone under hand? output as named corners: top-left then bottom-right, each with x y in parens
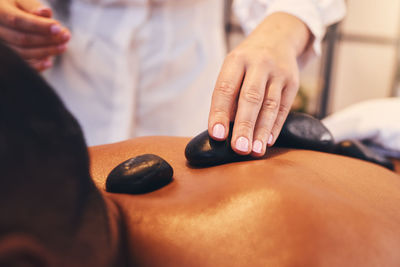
top-left (185, 112), bottom-right (335, 167)
top-left (185, 112), bottom-right (394, 170)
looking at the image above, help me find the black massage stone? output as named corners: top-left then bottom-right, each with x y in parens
top-left (334, 140), bottom-right (394, 170)
top-left (185, 112), bottom-right (335, 167)
top-left (106, 154), bottom-right (173, 194)
top-left (274, 112), bottom-right (335, 152)
top-left (185, 122), bottom-right (251, 167)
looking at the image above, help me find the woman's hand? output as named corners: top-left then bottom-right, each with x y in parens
top-left (208, 12), bottom-right (311, 157)
top-left (0, 0), bottom-right (70, 71)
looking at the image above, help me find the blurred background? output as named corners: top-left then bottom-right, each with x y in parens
top-left (225, 0), bottom-right (400, 118)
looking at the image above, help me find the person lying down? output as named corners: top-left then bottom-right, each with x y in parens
top-left (0, 41), bottom-right (400, 267)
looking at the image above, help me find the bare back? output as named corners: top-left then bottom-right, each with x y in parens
top-left (90, 137), bottom-right (400, 267)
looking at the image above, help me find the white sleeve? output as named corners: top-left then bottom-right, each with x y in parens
top-left (233, 0), bottom-right (346, 62)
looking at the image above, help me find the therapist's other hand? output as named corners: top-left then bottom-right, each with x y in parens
top-left (0, 0), bottom-right (70, 71)
top-left (208, 12), bottom-right (311, 157)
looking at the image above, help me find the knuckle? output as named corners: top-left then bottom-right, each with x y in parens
top-left (273, 67), bottom-right (290, 80)
top-left (215, 81), bottom-right (236, 98)
top-left (262, 98), bottom-right (279, 111)
top-left (278, 104), bottom-right (290, 114)
top-left (226, 50), bottom-right (245, 62)
top-left (237, 120), bottom-right (254, 132)
top-left (256, 56), bottom-right (273, 68)
top-left (274, 69), bottom-right (299, 89)
top-left (242, 87), bottom-right (263, 105)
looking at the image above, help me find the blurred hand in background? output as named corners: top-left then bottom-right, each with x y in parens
top-left (0, 0), bottom-right (70, 71)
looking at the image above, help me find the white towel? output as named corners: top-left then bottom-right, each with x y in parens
top-left (322, 98), bottom-right (400, 158)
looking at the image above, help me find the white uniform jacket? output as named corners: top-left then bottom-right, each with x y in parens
top-left (44, 0), bottom-right (345, 146)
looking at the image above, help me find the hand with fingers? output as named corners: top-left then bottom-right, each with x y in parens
top-left (0, 0), bottom-right (70, 71)
top-left (208, 12), bottom-right (312, 158)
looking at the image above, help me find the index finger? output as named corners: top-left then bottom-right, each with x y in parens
top-left (208, 54), bottom-right (245, 141)
top-left (0, 5), bottom-right (60, 35)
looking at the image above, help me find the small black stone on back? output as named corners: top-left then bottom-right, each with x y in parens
top-left (106, 154), bottom-right (173, 194)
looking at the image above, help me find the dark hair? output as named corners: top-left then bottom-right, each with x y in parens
top-left (0, 41), bottom-right (111, 263)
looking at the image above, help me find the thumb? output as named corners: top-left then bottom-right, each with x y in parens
top-left (17, 0), bottom-right (53, 18)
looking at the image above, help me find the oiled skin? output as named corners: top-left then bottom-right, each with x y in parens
top-left (90, 137), bottom-right (400, 267)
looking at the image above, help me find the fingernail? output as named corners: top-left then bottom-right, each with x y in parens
top-left (236, 137), bottom-right (249, 152)
top-left (268, 134), bottom-right (274, 146)
top-left (50, 24), bottom-right (62, 34)
top-left (212, 124), bottom-right (225, 139)
top-left (252, 140), bottom-right (263, 153)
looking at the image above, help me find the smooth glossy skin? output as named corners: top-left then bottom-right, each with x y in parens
top-left (106, 154), bottom-right (173, 194)
top-left (91, 137), bottom-right (400, 267)
top-left (1, 38), bottom-right (400, 266)
top-left (334, 140), bottom-right (394, 170)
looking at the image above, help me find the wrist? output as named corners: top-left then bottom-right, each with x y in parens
top-left (251, 12), bottom-right (312, 57)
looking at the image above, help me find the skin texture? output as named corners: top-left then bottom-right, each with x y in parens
top-left (90, 137), bottom-right (400, 267)
top-left (0, 0), bottom-right (70, 71)
top-left (209, 12), bottom-right (311, 158)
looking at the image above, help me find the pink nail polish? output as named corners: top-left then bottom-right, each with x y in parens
top-left (268, 134), bottom-right (274, 146)
top-left (236, 137), bottom-right (249, 152)
top-left (212, 124), bottom-right (225, 139)
top-left (50, 24), bottom-right (62, 35)
top-left (253, 140), bottom-right (263, 153)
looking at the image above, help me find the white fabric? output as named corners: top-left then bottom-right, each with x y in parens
top-left (43, 0), bottom-right (345, 146)
top-left (322, 98), bottom-right (400, 157)
top-left (233, 0), bottom-right (346, 63)
top-left (44, 0), bottom-right (226, 146)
